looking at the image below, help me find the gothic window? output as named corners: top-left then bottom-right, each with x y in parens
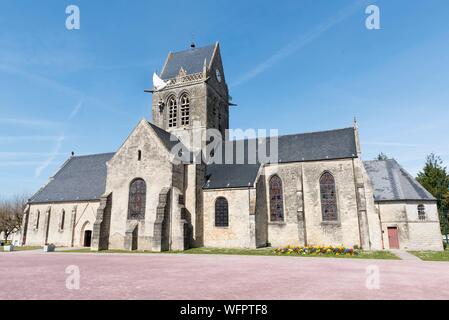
top-left (215, 197), bottom-right (229, 227)
top-left (180, 94), bottom-right (190, 126)
top-left (320, 172), bottom-right (338, 221)
top-left (168, 96), bottom-right (177, 128)
top-left (269, 175), bottom-right (284, 222)
top-left (59, 209), bottom-right (65, 231)
top-left (128, 179), bottom-right (146, 220)
top-left (138, 150), bottom-right (142, 161)
top-left (418, 204), bottom-right (426, 221)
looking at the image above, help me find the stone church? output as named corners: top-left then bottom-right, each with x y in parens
top-left (21, 42), bottom-right (443, 251)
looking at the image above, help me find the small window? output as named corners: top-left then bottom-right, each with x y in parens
top-left (418, 204), bottom-right (426, 221)
top-left (34, 210), bottom-right (40, 230)
top-left (168, 96), bottom-right (177, 128)
top-left (215, 197), bottom-right (229, 227)
top-left (138, 150), bottom-right (142, 161)
top-left (59, 210), bottom-right (65, 231)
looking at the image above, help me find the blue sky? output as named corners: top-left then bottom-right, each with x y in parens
top-left (1, 0), bottom-right (449, 198)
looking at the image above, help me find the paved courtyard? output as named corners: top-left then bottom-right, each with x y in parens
top-left (1, 251), bottom-right (449, 300)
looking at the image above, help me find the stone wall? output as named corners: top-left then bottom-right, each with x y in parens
top-left (105, 120), bottom-right (177, 250)
top-left (203, 187), bottom-right (254, 248)
top-left (25, 201), bottom-right (99, 247)
top-left (258, 159), bottom-right (370, 248)
top-left (184, 164), bottom-right (204, 247)
top-left (377, 201), bottom-right (443, 251)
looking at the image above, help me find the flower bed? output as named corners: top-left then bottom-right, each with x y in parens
top-left (274, 245), bottom-right (358, 256)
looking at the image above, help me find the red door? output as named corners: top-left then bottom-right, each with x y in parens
top-left (388, 227), bottom-right (400, 249)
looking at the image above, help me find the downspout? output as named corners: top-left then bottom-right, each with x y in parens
top-left (300, 163), bottom-right (308, 246)
top-left (377, 202), bottom-right (385, 249)
top-left (169, 188), bottom-right (173, 251)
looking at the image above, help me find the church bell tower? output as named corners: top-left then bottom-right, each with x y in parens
top-left (150, 42), bottom-right (229, 150)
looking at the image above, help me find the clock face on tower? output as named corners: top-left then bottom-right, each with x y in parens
top-left (215, 69), bottom-right (222, 82)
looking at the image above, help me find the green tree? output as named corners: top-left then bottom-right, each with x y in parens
top-left (376, 153), bottom-right (389, 160)
top-left (416, 154), bottom-right (449, 210)
top-left (416, 154), bottom-right (449, 236)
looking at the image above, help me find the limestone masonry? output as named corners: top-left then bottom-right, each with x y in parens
top-left (21, 42), bottom-right (443, 251)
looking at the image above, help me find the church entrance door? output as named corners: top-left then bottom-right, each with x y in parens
top-left (83, 230), bottom-right (92, 247)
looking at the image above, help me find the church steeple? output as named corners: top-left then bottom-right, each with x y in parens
top-left (150, 42), bottom-right (229, 149)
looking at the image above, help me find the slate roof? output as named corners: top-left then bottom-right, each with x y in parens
top-left (204, 127), bottom-right (357, 189)
top-left (204, 164), bottom-right (261, 189)
top-left (364, 159), bottom-right (436, 202)
top-left (148, 122), bottom-right (180, 151)
top-left (160, 44), bottom-right (216, 80)
top-left (28, 122), bottom-right (186, 204)
top-left (29, 153), bottom-right (114, 204)
top-left (27, 126), bottom-right (359, 197)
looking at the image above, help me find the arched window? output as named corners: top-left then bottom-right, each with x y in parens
top-left (138, 150), bottom-right (142, 161)
top-left (269, 175), bottom-right (284, 222)
top-left (418, 204), bottom-right (426, 221)
top-left (168, 96), bottom-right (177, 128)
top-left (215, 197), bottom-right (229, 227)
top-left (128, 179), bottom-right (146, 220)
top-left (59, 209), bottom-right (65, 231)
top-left (320, 172), bottom-right (338, 221)
top-left (180, 94), bottom-right (190, 126)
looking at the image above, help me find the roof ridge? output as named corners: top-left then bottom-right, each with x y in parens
top-left (274, 127), bottom-right (354, 139)
top-left (229, 127), bottom-right (354, 143)
top-left (171, 43), bottom-right (216, 55)
top-left (71, 152), bottom-right (115, 158)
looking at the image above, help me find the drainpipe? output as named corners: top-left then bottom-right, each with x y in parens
top-left (300, 163), bottom-right (308, 246)
top-left (377, 202), bottom-right (384, 249)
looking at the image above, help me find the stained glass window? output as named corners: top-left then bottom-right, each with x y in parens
top-left (128, 179), bottom-right (146, 220)
top-left (269, 175), bottom-right (284, 222)
top-left (215, 197), bottom-right (229, 227)
top-left (168, 96), bottom-right (177, 128)
top-left (320, 172), bottom-right (338, 221)
top-left (180, 94), bottom-right (190, 126)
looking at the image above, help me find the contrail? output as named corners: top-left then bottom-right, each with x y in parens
top-left (232, 0), bottom-right (368, 87)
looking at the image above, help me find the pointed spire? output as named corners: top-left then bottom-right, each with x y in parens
top-left (353, 117), bottom-right (361, 156)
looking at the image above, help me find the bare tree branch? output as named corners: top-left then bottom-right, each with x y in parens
top-left (0, 194), bottom-right (28, 242)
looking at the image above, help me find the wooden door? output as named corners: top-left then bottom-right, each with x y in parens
top-left (388, 227), bottom-right (400, 249)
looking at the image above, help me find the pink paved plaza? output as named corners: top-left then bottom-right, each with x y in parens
top-left (1, 251), bottom-right (449, 300)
